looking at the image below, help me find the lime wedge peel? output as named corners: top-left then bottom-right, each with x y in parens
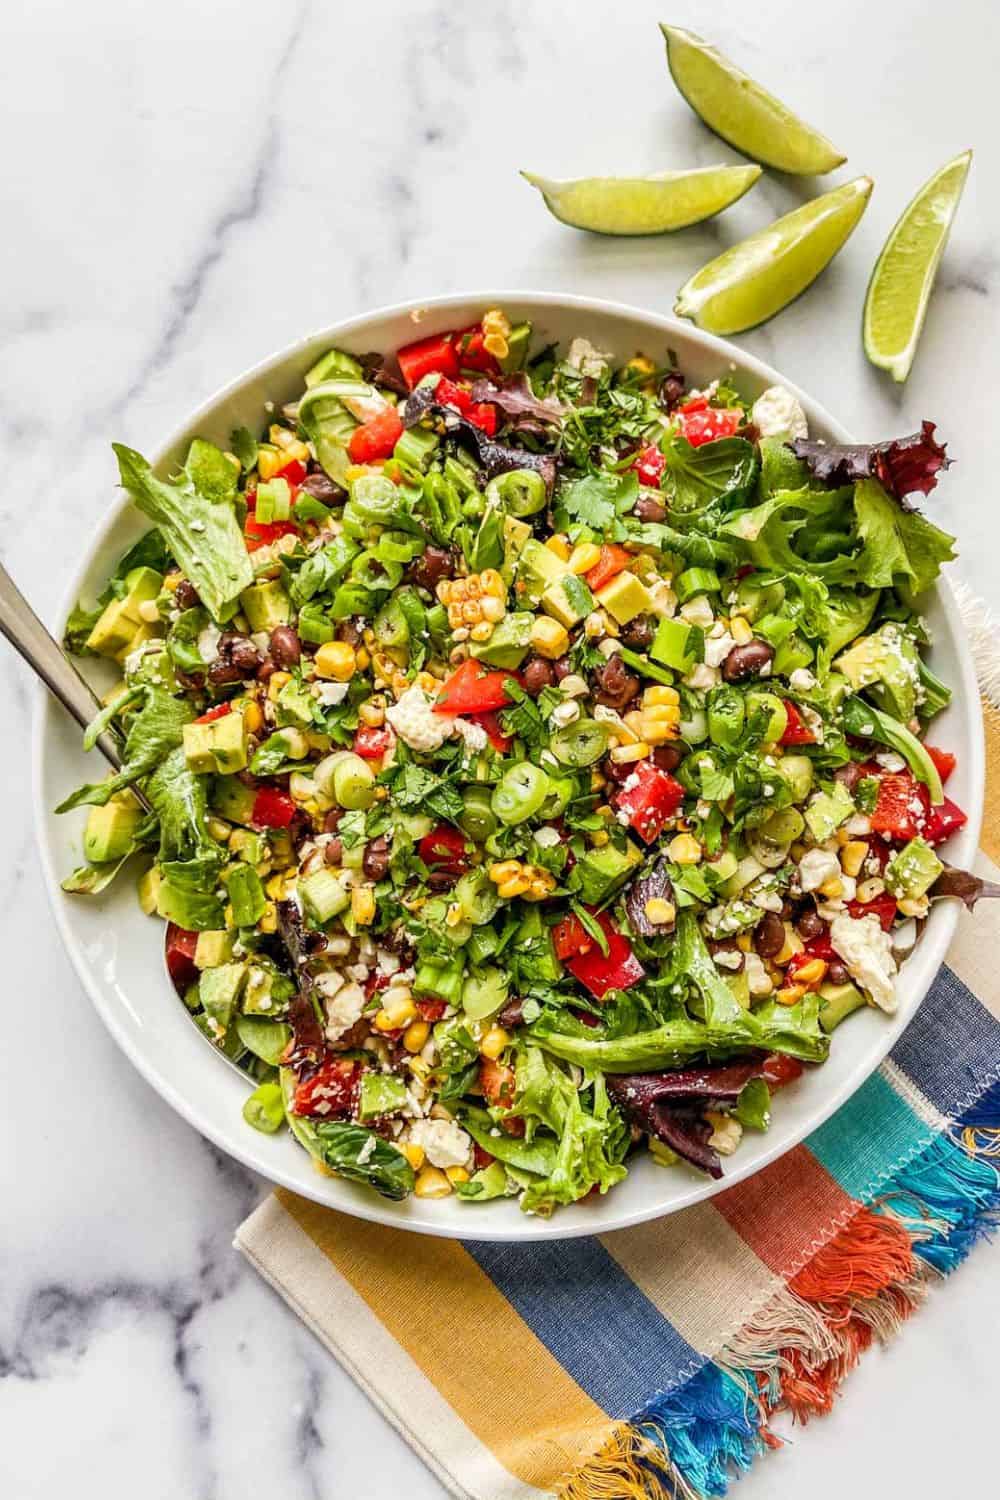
top-left (863, 151), bottom-right (973, 383)
top-left (520, 164), bottom-right (762, 235)
top-left (674, 176), bottom-right (873, 336)
top-left (661, 24), bottom-right (846, 177)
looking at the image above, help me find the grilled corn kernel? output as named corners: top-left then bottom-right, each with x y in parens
top-left (591, 770), bottom-right (607, 791)
top-left (481, 595), bottom-right (506, 623)
top-left (351, 886), bottom-right (376, 926)
top-left (267, 670), bottom-right (292, 701)
top-left (265, 872), bottom-right (288, 901)
top-left (775, 983), bottom-right (807, 1006)
top-left (258, 901), bottom-right (277, 934)
top-left (256, 446), bottom-right (285, 481)
top-left (207, 816), bottom-right (232, 844)
top-left (480, 1026), bottom-right (510, 1061)
top-left (546, 534), bottom-right (571, 561)
top-left (414, 1166), bottom-right (452, 1198)
top-left (497, 875), bottom-right (530, 899)
top-left (315, 640), bottom-right (357, 681)
top-left (446, 1165), bottom-right (471, 1186)
top-left (736, 932), bottom-right (752, 953)
top-left (242, 700), bottom-right (264, 735)
top-left (610, 741), bottom-right (652, 764)
top-left (640, 717), bottom-right (681, 746)
top-left (794, 958), bottom-right (828, 987)
top-left (401, 1142), bottom-right (426, 1170)
top-left (589, 829), bottom-right (610, 847)
top-left (898, 895), bottom-right (930, 918)
top-left (530, 616), bottom-right (570, 659)
top-left (841, 840), bottom-right (868, 878)
top-left (642, 685), bottom-right (680, 707)
top-left (729, 615), bottom-right (754, 646)
top-left (642, 704), bottom-right (682, 724)
top-left (568, 542), bottom-right (602, 575)
top-left (668, 833), bottom-right (702, 866)
top-left (774, 925), bottom-right (805, 966)
top-left (481, 308), bottom-right (511, 359)
top-left (375, 996), bottom-right (417, 1031)
top-left (403, 1020), bottom-right (431, 1054)
top-left (856, 876), bottom-right (886, 903)
top-left (489, 860), bottom-right (521, 883)
top-left (163, 571), bottom-right (181, 592)
top-left (358, 696), bottom-right (386, 727)
top-left (818, 875), bottom-right (844, 900)
top-left (445, 902), bottom-right (465, 928)
top-left (644, 897), bottom-right (676, 926)
top-left (470, 622), bottom-right (494, 643)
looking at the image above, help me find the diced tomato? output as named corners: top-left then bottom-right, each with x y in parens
top-left (165, 923), bottom-right (199, 995)
top-left (453, 325), bottom-right (501, 376)
top-left (418, 824), bottom-right (470, 877)
top-left (397, 331), bottom-right (459, 389)
top-left (274, 458), bottom-right (308, 487)
top-left (614, 761), bottom-right (685, 844)
top-left (473, 1143), bottom-right (496, 1170)
top-left (779, 700), bottom-right (816, 746)
top-left (416, 998), bottom-right (448, 1023)
top-left (347, 406), bottom-right (404, 464)
top-left (251, 785), bottom-right (297, 829)
top-left (244, 516), bottom-right (298, 552)
top-left (633, 443), bottom-right (666, 487)
top-left (467, 401), bottom-right (498, 436)
top-left (676, 399), bottom-right (742, 447)
top-left (585, 544), bottom-right (633, 593)
top-left (552, 913), bottom-right (596, 962)
top-left (565, 912), bottom-right (645, 1000)
top-left (924, 745), bottom-right (956, 784)
top-left (479, 1057), bottom-right (516, 1107)
top-left (434, 658), bottom-right (520, 715)
top-left (432, 377), bottom-right (497, 435)
top-left (193, 702), bottom-right (232, 724)
top-left (869, 771), bottom-right (927, 842)
top-left (761, 1053), bottom-right (804, 1089)
top-left (466, 708), bottom-right (511, 753)
top-left (291, 1057), bottom-right (362, 1118)
top-left (353, 724), bottom-right (395, 760)
top-left (922, 794), bottom-right (967, 847)
top-left (847, 891), bottom-right (898, 932)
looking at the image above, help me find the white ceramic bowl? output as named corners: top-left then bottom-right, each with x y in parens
top-left (33, 292), bottom-right (984, 1240)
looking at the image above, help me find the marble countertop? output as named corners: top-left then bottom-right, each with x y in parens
top-left (2, 1), bottom-right (998, 1495)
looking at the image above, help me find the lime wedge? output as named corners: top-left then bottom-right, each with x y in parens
top-left (520, 163), bottom-right (762, 235)
top-left (661, 24), bottom-right (846, 176)
top-left (863, 151), bottom-right (972, 383)
top-left (675, 177), bottom-right (873, 335)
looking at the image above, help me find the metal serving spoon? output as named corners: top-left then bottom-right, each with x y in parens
top-left (0, 560), bottom-right (255, 1077)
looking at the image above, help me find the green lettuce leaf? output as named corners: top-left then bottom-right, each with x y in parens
top-left (661, 434), bottom-right (759, 515)
top-left (56, 687), bottom-right (194, 812)
top-left (851, 479), bottom-right (956, 597)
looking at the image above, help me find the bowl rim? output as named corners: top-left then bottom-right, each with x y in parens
top-left (31, 289), bottom-right (985, 1240)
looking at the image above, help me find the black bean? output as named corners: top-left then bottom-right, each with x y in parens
top-left (174, 579), bottom-right (201, 610)
top-left (522, 656), bottom-right (554, 697)
top-left (362, 836), bottom-right (390, 882)
top-left (659, 371), bottom-right (686, 409)
top-left (229, 636), bottom-right (261, 673)
top-left (633, 495), bottom-right (666, 523)
top-left (652, 743), bottom-right (684, 773)
top-left (406, 545), bottom-right (454, 594)
top-left (721, 640), bottom-right (775, 683)
top-left (551, 656), bottom-right (572, 682)
top-left (796, 909), bottom-right (825, 942)
top-left (498, 997), bottom-right (526, 1029)
top-left (256, 657), bottom-right (276, 683)
top-left (299, 470), bottom-right (341, 503)
top-left (826, 960), bottom-right (850, 986)
top-left (324, 838), bottom-right (344, 866)
top-left (592, 653), bottom-right (640, 711)
top-left (335, 619), bottom-right (363, 646)
top-left (269, 626), bottom-right (301, 668)
top-left (619, 614), bottom-right (654, 649)
top-left (753, 910), bottom-right (786, 959)
top-left (323, 809), bottom-right (344, 834)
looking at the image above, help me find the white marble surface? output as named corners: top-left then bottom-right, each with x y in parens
top-left (2, 1), bottom-right (998, 1495)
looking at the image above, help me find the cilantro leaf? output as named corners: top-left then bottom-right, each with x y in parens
top-left (558, 471), bottom-right (637, 532)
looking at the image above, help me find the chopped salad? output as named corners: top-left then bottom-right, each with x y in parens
top-left (60, 308), bottom-right (983, 1212)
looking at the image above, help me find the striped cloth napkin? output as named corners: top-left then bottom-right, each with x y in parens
top-left (237, 593), bottom-right (1000, 1500)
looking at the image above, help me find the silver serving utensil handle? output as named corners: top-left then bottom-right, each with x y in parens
top-left (0, 559), bottom-right (150, 806)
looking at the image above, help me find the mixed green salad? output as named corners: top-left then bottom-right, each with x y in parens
top-left (60, 308), bottom-right (982, 1213)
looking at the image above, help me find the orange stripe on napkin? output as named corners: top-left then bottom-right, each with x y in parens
top-left (713, 1146), bottom-right (853, 1274)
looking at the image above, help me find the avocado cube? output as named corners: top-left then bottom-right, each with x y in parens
top-left (517, 538), bottom-right (569, 605)
top-left (651, 617), bottom-right (697, 673)
top-left (819, 980), bottom-right (866, 1034)
top-left (574, 840), bottom-right (643, 905)
top-left (499, 321), bottom-right (532, 373)
top-left (835, 624), bottom-right (920, 724)
top-left (137, 864), bottom-right (162, 916)
top-left (83, 793), bottom-right (143, 864)
top-left (358, 1073), bottom-right (409, 1121)
top-left (502, 515), bottom-right (532, 583)
top-left (595, 571), bottom-right (651, 626)
top-left (114, 619), bottom-right (160, 665)
top-left (240, 578), bottom-right (292, 633)
top-left (120, 566), bottom-right (164, 621)
top-left (804, 781), bottom-right (854, 843)
top-left (200, 963), bottom-right (247, 1038)
top-left (194, 929), bottom-right (237, 970)
top-left (211, 775), bottom-right (258, 826)
top-left (470, 612), bottom-right (534, 669)
top-left (772, 633), bottom-right (814, 677)
top-left (183, 711), bottom-right (248, 775)
top-left (241, 964), bottom-right (293, 1014)
top-left (885, 837), bottom-right (943, 900)
top-left (541, 574), bottom-right (595, 629)
top-left (128, 646), bottom-right (179, 693)
top-left (85, 597), bottom-right (141, 659)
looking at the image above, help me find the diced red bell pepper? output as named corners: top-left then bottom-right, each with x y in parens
top-left (779, 700), bottom-right (816, 746)
top-left (194, 702), bottom-right (232, 724)
top-left (291, 1057), bottom-right (362, 1118)
top-left (565, 912), bottom-right (645, 1000)
top-left (353, 724), bottom-right (395, 760)
top-left (552, 912), bottom-right (596, 962)
top-left (479, 1057), bottom-right (516, 1107)
top-left (614, 761), bottom-right (685, 844)
top-left (585, 544), bottom-right (633, 593)
top-left (165, 923), bottom-right (199, 995)
top-left (676, 398), bottom-right (743, 447)
top-left (274, 458), bottom-right (308, 487)
top-left (869, 771), bottom-right (927, 842)
top-left (418, 824), bottom-right (470, 876)
top-left (453, 325), bottom-right (501, 376)
top-left (633, 444), bottom-right (666, 487)
top-left (847, 891), bottom-right (898, 931)
top-left (416, 998), bottom-right (448, 1023)
top-left (473, 1142), bottom-right (496, 1170)
top-left (761, 1053), bottom-right (804, 1089)
top-left (244, 516), bottom-right (299, 552)
top-left (251, 785), bottom-right (297, 829)
top-left (433, 377), bottom-right (498, 435)
top-left (924, 745), bottom-right (956, 784)
top-left (397, 331), bottom-right (459, 389)
top-left (347, 406), bottom-right (404, 464)
top-left (922, 794), bottom-right (967, 847)
top-left (786, 933), bottom-right (836, 980)
top-left (466, 709), bottom-right (511, 753)
top-left (434, 658), bottom-right (520, 715)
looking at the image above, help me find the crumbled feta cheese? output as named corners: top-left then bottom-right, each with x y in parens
top-left (123, 638), bottom-right (160, 677)
top-left (704, 630), bottom-right (736, 668)
top-left (566, 337), bottom-right (611, 378)
top-left (875, 751), bottom-right (906, 773)
top-left (534, 826), bottom-right (561, 848)
top-left (844, 814), bottom-right (872, 837)
top-left (744, 951), bottom-right (774, 997)
top-left (313, 680), bottom-right (350, 707)
top-left (323, 979), bottom-right (366, 1041)
top-left (550, 700), bottom-right (581, 728)
top-left (386, 686), bottom-right (454, 753)
top-left (197, 624), bottom-right (222, 664)
top-left (343, 388), bottom-right (390, 424)
top-left (714, 948), bottom-right (743, 971)
top-left (751, 385), bottom-right (808, 441)
top-left (830, 913), bottom-right (898, 1012)
top-left (375, 948), bottom-right (401, 976)
top-left (409, 1117), bottom-right (473, 1169)
top-left (798, 847), bottom-right (841, 892)
top-left (751, 888), bottom-right (784, 913)
top-left (356, 1135), bottom-right (377, 1165)
top-left (684, 662), bottom-right (720, 691)
top-left (789, 667), bottom-right (816, 692)
top-left (679, 595), bottom-right (715, 629)
top-left (315, 969), bottom-right (344, 1000)
top-left (452, 717), bottom-right (489, 752)
top-left (706, 1110), bottom-right (744, 1156)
